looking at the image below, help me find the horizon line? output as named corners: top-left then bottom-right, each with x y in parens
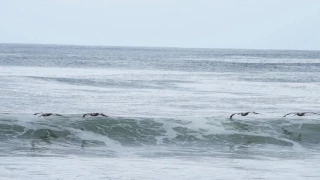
top-left (0, 42), bottom-right (319, 52)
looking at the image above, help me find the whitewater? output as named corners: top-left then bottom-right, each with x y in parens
top-left (1, 43), bottom-right (320, 179)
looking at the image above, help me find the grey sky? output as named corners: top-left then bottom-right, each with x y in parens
top-left (0, 0), bottom-right (319, 50)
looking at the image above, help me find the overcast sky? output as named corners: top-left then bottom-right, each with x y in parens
top-left (0, 0), bottom-right (319, 50)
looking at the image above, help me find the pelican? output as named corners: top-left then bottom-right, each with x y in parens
top-left (283, 112), bottom-right (320, 117)
top-left (34, 113), bottom-right (62, 117)
top-left (230, 112), bottom-right (260, 119)
top-left (83, 113), bottom-right (108, 118)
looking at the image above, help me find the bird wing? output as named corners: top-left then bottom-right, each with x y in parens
top-left (100, 113), bottom-right (107, 117)
top-left (305, 112), bottom-right (320, 115)
top-left (251, 112), bottom-right (260, 114)
top-left (55, 114), bottom-right (62, 116)
top-left (230, 113), bottom-right (238, 119)
top-left (83, 114), bottom-right (87, 118)
top-left (283, 113), bottom-right (294, 117)
top-left (34, 113), bottom-right (42, 115)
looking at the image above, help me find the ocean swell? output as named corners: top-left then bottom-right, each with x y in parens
top-left (1, 114), bottom-right (319, 155)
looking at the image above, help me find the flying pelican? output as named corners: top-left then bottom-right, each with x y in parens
top-left (34, 113), bottom-right (62, 117)
top-left (283, 112), bottom-right (320, 117)
top-left (83, 113), bottom-right (108, 118)
top-left (230, 112), bottom-right (260, 119)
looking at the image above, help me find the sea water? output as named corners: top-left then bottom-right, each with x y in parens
top-left (1, 44), bottom-right (320, 179)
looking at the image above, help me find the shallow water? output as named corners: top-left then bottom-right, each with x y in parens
top-left (2, 156), bottom-right (320, 180)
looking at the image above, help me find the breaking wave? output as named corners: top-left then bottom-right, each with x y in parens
top-left (1, 114), bottom-right (320, 156)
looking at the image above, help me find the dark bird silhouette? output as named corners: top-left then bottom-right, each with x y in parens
top-left (230, 112), bottom-right (260, 119)
top-left (83, 113), bottom-right (108, 118)
top-left (34, 113), bottom-right (62, 117)
top-left (283, 112), bottom-right (320, 117)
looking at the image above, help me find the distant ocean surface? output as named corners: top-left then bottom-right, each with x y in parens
top-left (1, 43), bottom-right (320, 179)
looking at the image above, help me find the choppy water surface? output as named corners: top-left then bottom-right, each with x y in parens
top-left (1, 44), bottom-right (320, 179)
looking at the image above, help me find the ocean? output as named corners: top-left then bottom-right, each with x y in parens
top-left (1, 43), bottom-right (320, 179)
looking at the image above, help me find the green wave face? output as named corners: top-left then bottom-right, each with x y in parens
top-left (1, 114), bottom-right (319, 157)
